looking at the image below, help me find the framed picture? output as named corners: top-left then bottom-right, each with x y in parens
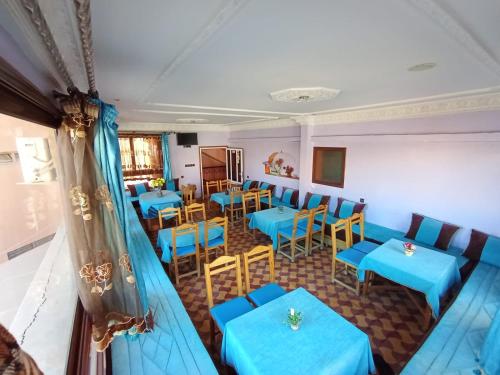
top-left (312, 147), bottom-right (346, 188)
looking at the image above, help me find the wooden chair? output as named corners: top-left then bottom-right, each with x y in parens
top-left (228, 183), bottom-right (242, 192)
top-left (202, 216), bottom-right (228, 263)
top-left (331, 219), bottom-right (366, 295)
top-left (181, 184), bottom-right (196, 206)
top-left (184, 202), bottom-right (207, 223)
top-left (243, 245), bottom-right (286, 307)
top-left (277, 210), bottom-right (311, 262)
top-left (242, 191), bottom-right (259, 234)
top-left (218, 179), bottom-right (229, 192)
top-left (308, 204), bottom-right (328, 254)
top-left (258, 189), bottom-right (272, 209)
top-left (171, 223), bottom-right (201, 285)
top-left (204, 255), bottom-right (254, 349)
top-left (226, 190), bottom-right (243, 227)
top-left (205, 180), bottom-right (219, 199)
top-left (349, 212), bottom-right (379, 254)
top-left (158, 207), bottom-right (182, 229)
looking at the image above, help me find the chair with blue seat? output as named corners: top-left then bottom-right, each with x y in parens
top-left (204, 254), bottom-right (254, 349)
top-left (204, 180), bottom-right (219, 200)
top-left (243, 245), bottom-right (286, 306)
top-left (202, 216), bottom-right (228, 263)
top-left (350, 213), bottom-right (379, 254)
top-left (171, 223), bottom-right (201, 285)
top-left (242, 191), bottom-right (259, 234)
top-left (158, 206), bottom-right (182, 229)
top-left (308, 204), bottom-right (328, 254)
top-left (277, 210), bottom-right (311, 262)
top-left (331, 219), bottom-right (366, 295)
top-left (226, 190), bottom-right (243, 227)
top-left (184, 202), bottom-right (207, 223)
top-left (258, 189), bottom-right (272, 209)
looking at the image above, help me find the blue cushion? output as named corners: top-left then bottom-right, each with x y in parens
top-left (281, 189), bottom-right (293, 205)
top-left (338, 200), bottom-right (356, 219)
top-left (336, 248), bottom-right (366, 267)
top-left (270, 196), bottom-right (282, 207)
top-left (481, 235), bottom-right (500, 268)
top-left (306, 194), bottom-right (323, 209)
top-left (260, 182), bottom-right (269, 190)
top-left (171, 244), bottom-right (197, 257)
top-left (299, 223), bottom-right (321, 232)
top-left (260, 197), bottom-right (272, 205)
top-left (326, 214), bottom-right (340, 225)
top-left (127, 195), bottom-right (140, 203)
top-left (205, 236), bottom-right (225, 248)
top-left (352, 240), bottom-right (379, 254)
top-left (242, 180), bottom-right (253, 191)
top-left (278, 225), bottom-right (307, 239)
top-left (166, 180), bottom-right (176, 191)
top-left (415, 217), bottom-right (443, 246)
top-left (247, 283), bottom-right (286, 307)
top-left (135, 183), bottom-right (148, 195)
top-left (210, 296), bottom-right (254, 332)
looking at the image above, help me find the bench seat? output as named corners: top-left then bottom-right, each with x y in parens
top-left (402, 261), bottom-right (500, 374)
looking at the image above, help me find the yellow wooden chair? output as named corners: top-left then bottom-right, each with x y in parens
top-left (349, 212), bottom-right (379, 254)
top-left (218, 179), bottom-right (229, 192)
top-left (308, 204), bottom-right (328, 254)
top-left (258, 189), bottom-right (272, 209)
top-left (331, 218), bottom-right (366, 295)
top-left (171, 223), bottom-right (201, 285)
top-left (243, 245), bottom-right (286, 306)
top-left (158, 206), bottom-right (182, 229)
top-left (242, 191), bottom-right (259, 234)
top-left (204, 255), bottom-right (254, 349)
top-left (202, 216), bottom-right (228, 263)
top-left (184, 202), bottom-right (207, 223)
top-left (226, 190), bottom-right (243, 227)
top-left (205, 180), bottom-right (219, 199)
top-left (277, 210), bottom-right (312, 262)
top-left (181, 184), bottom-right (196, 206)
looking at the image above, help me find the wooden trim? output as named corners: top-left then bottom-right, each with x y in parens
top-left (311, 147), bottom-right (346, 188)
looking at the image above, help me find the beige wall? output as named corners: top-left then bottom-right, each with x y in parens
top-left (0, 114), bottom-right (62, 262)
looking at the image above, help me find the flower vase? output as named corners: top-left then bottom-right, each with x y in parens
top-left (290, 324), bottom-right (300, 331)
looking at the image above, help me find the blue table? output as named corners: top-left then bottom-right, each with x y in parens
top-left (248, 207), bottom-right (298, 249)
top-left (210, 192), bottom-right (241, 212)
top-left (139, 190), bottom-right (182, 219)
top-left (358, 238), bottom-right (461, 318)
top-left (157, 221), bottom-right (224, 263)
top-left (222, 287), bottom-right (376, 375)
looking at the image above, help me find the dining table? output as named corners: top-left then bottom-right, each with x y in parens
top-left (357, 238), bottom-right (461, 323)
top-left (156, 221), bottom-right (224, 263)
top-left (138, 190), bottom-right (183, 219)
top-left (222, 287), bottom-right (376, 375)
top-left (248, 206), bottom-right (298, 249)
top-left (210, 191), bottom-right (242, 212)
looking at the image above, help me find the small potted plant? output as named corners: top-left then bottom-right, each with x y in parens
top-left (403, 242), bottom-right (416, 256)
top-left (150, 177), bottom-right (165, 196)
top-left (287, 308), bottom-right (302, 331)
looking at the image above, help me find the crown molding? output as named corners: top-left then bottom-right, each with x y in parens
top-left (145, 102), bottom-right (302, 116)
top-left (407, 0), bottom-right (500, 78)
top-left (307, 90), bottom-right (500, 126)
top-left (118, 122), bottom-right (229, 133)
top-left (141, 0), bottom-right (249, 102)
top-left (226, 118), bottom-right (298, 131)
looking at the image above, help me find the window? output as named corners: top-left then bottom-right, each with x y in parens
top-left (118, 134), bottom-right (163, 179)
top-left (312, 147), bottom-right (346, 188)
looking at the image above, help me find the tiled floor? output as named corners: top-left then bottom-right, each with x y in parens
top-left (142, 202), bottom-right (436, 373)
top-left (0, 243), bottom-right (49, 328)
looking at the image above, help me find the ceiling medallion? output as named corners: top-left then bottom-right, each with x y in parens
top-left (270, 87), bottom-right (341, 103)
top-left (176, 118), bottom-right (209, 124)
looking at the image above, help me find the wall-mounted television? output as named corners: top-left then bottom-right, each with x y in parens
top-left (176, 133), bottom-right (198, 146)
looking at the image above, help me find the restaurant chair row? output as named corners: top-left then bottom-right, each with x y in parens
top-left (204, 245), bottom-right (286, 349)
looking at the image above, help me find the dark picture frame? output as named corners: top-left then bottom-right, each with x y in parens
top-left (312, 147), bottom-right (346, 188)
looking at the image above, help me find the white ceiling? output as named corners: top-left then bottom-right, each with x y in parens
top-left (2, 0), bottom-right (500, 128)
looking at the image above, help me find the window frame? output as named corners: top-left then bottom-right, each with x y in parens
top-left (311, 146), bottom-right (346, 188)
top-left (118, 133), bottom-right (163, 180)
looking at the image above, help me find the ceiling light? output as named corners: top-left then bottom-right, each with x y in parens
top-left (176, 118), bottom-right (208, 124)
top-left (408, 63), bottom-right (436, 72)
top-left (270, 87), bottom-right (341, 103)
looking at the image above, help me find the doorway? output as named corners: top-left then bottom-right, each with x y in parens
top-left (199, 146), bottom-right (244, 196)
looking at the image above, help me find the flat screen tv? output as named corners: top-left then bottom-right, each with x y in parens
top-left (176, 133), bottom-right (198, 146)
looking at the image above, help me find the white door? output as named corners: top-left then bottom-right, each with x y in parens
top-left (226, 148), bottom-right (244, 184)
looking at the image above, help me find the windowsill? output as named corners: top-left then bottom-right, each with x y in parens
top-left (9, 225), bottom-right (78, 375)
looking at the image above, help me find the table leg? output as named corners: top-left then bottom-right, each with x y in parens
top-left (363, 271), bottom-right (371, 295)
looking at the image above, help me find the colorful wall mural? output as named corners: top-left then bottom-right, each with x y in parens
top-left (263, 151), bottom-right (299, 179)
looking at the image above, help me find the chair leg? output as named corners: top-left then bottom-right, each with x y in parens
top-left (174, 257), bottom-right (180, 285)
top-left (331, 257), bottom-right (337, 282)
top-left (291, 239), bottom-right (296, 262)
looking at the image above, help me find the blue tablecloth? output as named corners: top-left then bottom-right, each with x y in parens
top-left (222, 287), bottom-right (376, 375)
top-left (358, 238), bottom-right (461, 318)
top-left (139, 190), bottom-right (182, 218)
top-left (248, 207), bottom-right (298, 249)
top-left (210, 192), bottom-right (241, 212)
top-left (157, 221), bottom-right (224, 263)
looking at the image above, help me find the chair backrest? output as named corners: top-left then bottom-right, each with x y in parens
top-left (259, 182), bottom-right (276, 194)
top-left (242, 191), bottom-right (259, 215)
top-left (349, 212), bottom-right (365, 241)
top-left (158, 207), bottom-right (182, 229)
top-left (243, 245), bottom-right (275, 293)
top-left (218, 179), bottom-right (229, 191)
top-left (204, 255), bottom-right (243, 309)
top-left (259, 190), bottom-right (272, 207)
top-left (331, 218), bottom-right (351, 257)
top-left (181, 184), bottom-right (196, 205)
top-left (185, 202), bottom-right (207, 223)
top-left (229, 190), bottom-right (243, 210)
top-left (229, 183), bottom-right (242, 192)
top-left (311, 204), bottom-right (328, 230)
top-left (205, 180), bottom-right (219, 195)
top-left (172, 223), bottom-right (199, 257)
top-left (204, 216), bottom-right (228, 248)
top-left (292, 210), bottom-right (312, 239)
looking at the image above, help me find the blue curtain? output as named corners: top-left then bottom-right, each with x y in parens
top-left (93, 99), bottom-right (149, 315)
top-left (161, 133), bottom-right (172, 181)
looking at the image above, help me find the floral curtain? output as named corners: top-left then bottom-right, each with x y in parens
top-left (118, 138), bottom-right (133, 172)
top-left (133, 136), bottom-right (162, 170)
top-left (56, 97), bottom-right (149, 352)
